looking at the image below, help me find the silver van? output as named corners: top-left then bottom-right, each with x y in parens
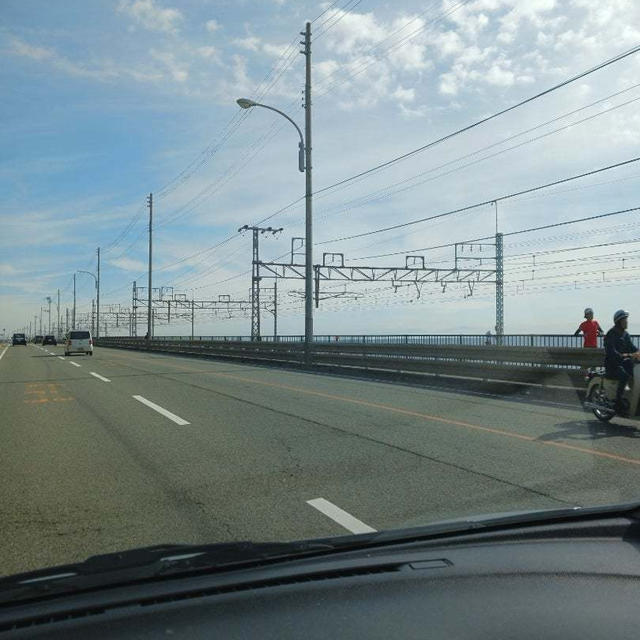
top-left (65, 330), bottom-right (93, 356)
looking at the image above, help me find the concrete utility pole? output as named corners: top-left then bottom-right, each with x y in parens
top-left (302, 20), bottom-right (313, 365)
top-left (65, 308), bottom-right (69, 333)
top-left (73, 273), bottom-right (76, 329)
top-left (91, 299), bottom-right (95, 336)
top-left (46, 296), bottom-right (52, 334)
top-left (56, 289), bottom-right (60, 339)
top-left (235, 20), bottom-right (313, 359)
top-left (147, 193), bottom-right (153, 341)
top-left (96, 247), bottom-right (100, 340)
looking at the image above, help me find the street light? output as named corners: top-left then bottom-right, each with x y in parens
top-left (236, 96), bottom-right (312, 363)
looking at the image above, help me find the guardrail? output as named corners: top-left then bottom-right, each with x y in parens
top-left (96, 336), bottom-right (609, 390)
top-left (126, 334), bottom-right (639, 348)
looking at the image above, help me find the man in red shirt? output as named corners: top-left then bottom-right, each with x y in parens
top-left (574, 307), bottom-right (604, 347)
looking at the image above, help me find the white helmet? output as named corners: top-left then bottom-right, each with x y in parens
top-left (584, 308), bottom-right (593, 317)
top-left (614, 309), bottom-right (629, 324)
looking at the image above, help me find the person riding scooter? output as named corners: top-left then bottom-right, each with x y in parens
top-left (604, 309), bottom-right (640, 414)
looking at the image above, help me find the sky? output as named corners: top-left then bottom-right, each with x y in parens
top-left (2, 0), bottom-right (640, 338)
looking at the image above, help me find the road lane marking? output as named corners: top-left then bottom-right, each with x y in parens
top-left (0, 345), bottom-right (8, 361)
top-left (90, 372), bottom-right (111, 382)
top-left (57, 356), bottom-right (65, 360)
top-left (307, 498), bottom-right (376, 534)
top-left (70, 362), bottom-right (81, 368)
top-left (132, 395), bottom-right (190, 425)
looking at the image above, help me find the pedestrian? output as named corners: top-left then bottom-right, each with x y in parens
top-left (574, 307), bottom-right (603, 348)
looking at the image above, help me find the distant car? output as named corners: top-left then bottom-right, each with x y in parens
top-left (34, 335), bottom-right (43, 344)
top-left (65, 330), bottom-right (93, 356)
top-left (42, 335), bottom-right (57, 346)
top-left (12, 333), bottom-right (27, 346)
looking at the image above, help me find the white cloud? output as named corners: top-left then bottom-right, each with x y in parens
top-left (149, 49), bottom-right (189, 82)
top-left (232, 36), bottom-right (261, 52)
top-left (392, 86), bottom-right (415, 103)
top-left (205, 19), bottom-right (221, 33)
top-left (0, 264), bottom-right (18, 276)
top-left (117, 0), bottom-right (183, 34)
top-left (109, 257), bottom-right (147, 272)
top-left (197, 46), bottom-right (219, 61)
top-left (485, 62), bottom-right (515, 87)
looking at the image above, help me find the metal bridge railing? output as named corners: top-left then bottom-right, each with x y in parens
top-left (108, 334), bottom-right (640, 348)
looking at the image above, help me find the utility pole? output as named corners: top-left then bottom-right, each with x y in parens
top-left (46, 296), bottom-right (52, 334)
top-left (273, 279), bottom-right (278, 340)
top-left (302, 21), bottom-right (313, 365)
top-left (239, 225), bottom-right (282, 341)
top-left (56, 289), bottom-right (60, 339)
top-left (495, 232), bottom-right (504, 342)
top-left (65, 307), bottom-right (69, 333)
top-left (132, 281), bottom-right (137, 337)
top-left (147, 193), bottom-right (153, 341)
top-left (191, 299), bottom-right (195, 340)
top-left (73, 273), bottom-right (76, 329)
top-left (39, 307), bottom-right (43, 335)
top-left (91, 299), bottom-right (95, 336)
top-left (96, 247), bottom-right (100, 340)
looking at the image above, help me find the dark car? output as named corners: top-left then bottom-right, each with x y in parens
top-left (42, 335), bottom-right (57, 346)
top-left (12, 333), bottom-right (27, 346)
top-left (34, 335), bottom-right (43, 344)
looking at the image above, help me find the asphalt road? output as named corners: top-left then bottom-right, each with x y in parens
top-left (2, 341), bottom-right (640, 577)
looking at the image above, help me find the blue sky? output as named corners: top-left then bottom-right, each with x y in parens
top-left (2, 0), bottom-right (640, 337)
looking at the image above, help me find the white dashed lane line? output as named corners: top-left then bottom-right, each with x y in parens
top-left (306, 498), bottom-right (376, 534)
top-left (69, 362), bottom-right (81, 368)
top-left (57, 356), bottom-right (65, 360)
top-left (89, 372), bottom-right (111, 382)
top-left (132, 395), bottom-right (190, 426)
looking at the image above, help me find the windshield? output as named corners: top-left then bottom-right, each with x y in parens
top-left (69, 331), bottom-right (90, 339)
top-left (2, 0), bottom-right (640, 582)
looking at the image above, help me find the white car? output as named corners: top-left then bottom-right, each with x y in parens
top-left (65, 330), bottom-right (93, 356)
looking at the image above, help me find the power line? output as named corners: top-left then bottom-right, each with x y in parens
top-left (311, 42), bottom-right (640, 197)
top-left (322, 155), bottom-right (640, 248)
top-left (309, 83), bottom-right (640, 225)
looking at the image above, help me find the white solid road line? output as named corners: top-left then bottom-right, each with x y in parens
top-left (0, 345), bottom-right (8, 361)
top-left (306, 498), bottom-right (376, 534)
top-left (132, 395), bottom-right (190, 426)
top-left (90, 372), bottom-right (111, 382)
top-left (70, 362), bottom-right (81, 368)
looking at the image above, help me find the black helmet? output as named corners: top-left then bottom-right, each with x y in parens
top-left (614, 309), bottom-right (629, 324)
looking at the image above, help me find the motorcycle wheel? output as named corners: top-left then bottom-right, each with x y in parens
top-left (588, 387), bottom-right (614, 422)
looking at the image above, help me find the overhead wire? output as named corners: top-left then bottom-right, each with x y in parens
top-left (324, 155), bottom-right (640, 251)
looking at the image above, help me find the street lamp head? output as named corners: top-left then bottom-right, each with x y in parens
top-left (236, 98), bottom-right (257, 109)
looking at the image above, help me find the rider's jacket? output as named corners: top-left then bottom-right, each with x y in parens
top-left (604, 327), bottom-right (638, 373)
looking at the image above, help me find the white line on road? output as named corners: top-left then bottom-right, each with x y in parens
top-left (132, 395), bottom-right (190, 425)
top-left (0, 345), bottom-right (8, 361)
top-left (306, 498), bottom-right (376, 534)
top-left (57, 356), bottom-right (65, 360)
top-left (70, 362), bottom-right (81, 368)
top-left (90, 372), bottom-right (111, 382)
